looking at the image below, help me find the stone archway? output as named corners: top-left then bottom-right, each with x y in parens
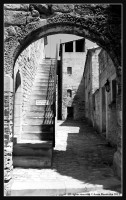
top-left (4, 4), bottom-right (122, 195)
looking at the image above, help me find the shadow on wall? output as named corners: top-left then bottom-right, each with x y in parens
top-left (52, 119), bottom-right (120, 193)
top-left (71, 75), bottom-right (85, 120)
top-left (58, 73), bottom-right (85, 121)
top-left (15, 70), bottom-right (21, 93)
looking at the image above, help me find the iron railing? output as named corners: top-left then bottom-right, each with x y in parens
top-left (42, 53), bottom-right (57, 147)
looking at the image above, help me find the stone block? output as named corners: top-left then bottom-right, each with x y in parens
top-left (4, 4), bottom-right (29, 11)
top-left (4, 75), bottom-right (13, 92)
top-left (4, 10), bottom-right (28, 25)
top-left (52, 4), bottom-right (74, 13)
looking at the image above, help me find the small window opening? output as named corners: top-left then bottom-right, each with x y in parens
top-left (65, 41), bottom-right (73, 52)
top-left (67, 67), bottom-right (72, 74)
top-left (67, 89), bottom-right (72, 97)
top-left (76, 39), bottom-right (85, 52)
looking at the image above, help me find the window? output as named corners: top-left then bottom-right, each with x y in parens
top-left (65, 41), bottom-right (73, 52)
top-left (67, 67), bottom-right (72, 74)
top-left (76, 39), bottom-right (85, 52)
top-left (112, 79), bottom-right (116, 102)
top-left (67, 89), bottom-right (72, 97)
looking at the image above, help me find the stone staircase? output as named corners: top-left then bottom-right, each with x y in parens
top-left (13, 58), bottom-right (56, 168)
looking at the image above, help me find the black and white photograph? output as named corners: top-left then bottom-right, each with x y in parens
top-left (4, 3), bottom-right (123, 196)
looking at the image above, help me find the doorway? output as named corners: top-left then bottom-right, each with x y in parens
top-left (67, 107), bottom-right (74, 119)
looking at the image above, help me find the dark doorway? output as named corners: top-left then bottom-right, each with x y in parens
top-left (67, 107), bottom-right (74, 119)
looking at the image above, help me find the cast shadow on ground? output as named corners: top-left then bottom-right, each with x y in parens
top-left (52, 119), bottom-right (121, 193)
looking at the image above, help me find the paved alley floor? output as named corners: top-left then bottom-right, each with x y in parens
top-left (11, 119), bottom-right (122, 196)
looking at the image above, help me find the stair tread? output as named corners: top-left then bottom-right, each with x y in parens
top-left (24, 117), bottom-right (46, 119)
top-left (22, 131), bottom-right (53, 133)
top-left (15, 140), bottom-right (52, 144)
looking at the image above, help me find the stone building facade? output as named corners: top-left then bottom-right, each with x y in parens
top-left (84, 47), bottom-right (118, 147)
top-left (83, 47), bottom-right (101, 125)
top-left (98, 49), bottom-right (117, 146)
top-left (59, 38), bottom-right (86, 120)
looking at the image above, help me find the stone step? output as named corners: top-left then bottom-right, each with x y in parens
top-left (39, 65), bottom-right (55, 69)
top-left (22, 124), bottom-right (54, 132)
top-left (33, 82), bottom-right (49, 87)
top-left (37, 70), bottom-right (50, 73)
top-left (32, 88), bottom-right (54, 93)
top-left (21, 131), bottom-right (53, 141)
top-left (36, 72), bottom-right (52, 76)
top-left (26, 111), bottom-right (53, 117)
top-left (35, 75), bottom-right (50, 79)
top-left (35, 76), bottom-right (54, 81)
top-left (32, 90), bottom-right (48, 96)
top-left (35, 77), bottom-right (50, 81)
top-left (32, 93), bottom-right (54, 99)
top-left (31, 94), bottom-right (47, 100)
top-left (32, 85), bottom-right (52, 90)
top-left (41, 61), bottom-right (54, 63)
top-left (15, 139), bottom-right (53, 146)
top-left (25, 105), bottom-right (45, 112)
top-left (30, 99), bottom-right (53, 105)
top-left (13, 142), bottom-right (52, 156)
top-left (29, 104), bottom-right (53, 110)
top-left (13, 156), bottom-right (52, 168)
top-left (39, 64), bottom-right (53, 68)
top-left (23, 117), bottom-right (53, 125)
top-left (34, 80), bottom-right (54, 84)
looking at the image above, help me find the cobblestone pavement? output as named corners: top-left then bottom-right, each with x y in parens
top-left (12, 119), bottom-right (122, 196)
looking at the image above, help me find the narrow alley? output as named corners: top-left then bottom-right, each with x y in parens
top-left (11, 119), bottom-right (122, 196)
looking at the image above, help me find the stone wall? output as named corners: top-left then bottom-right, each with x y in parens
top-left (84, 47), bottom-right (118, 148)
top-left (14, 38), bottom-right (45, 122)
top-left (4, 75), bottom-right (13, 196)
top-left (99, 49), bottom-right (117, 146)
top-left (4, 38), bottom-right (45, 195)
top-left (84, 47), bottom-right (101, 125)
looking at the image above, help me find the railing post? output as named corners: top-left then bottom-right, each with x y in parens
top-left (53, 44), bottom-right (58, 147)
